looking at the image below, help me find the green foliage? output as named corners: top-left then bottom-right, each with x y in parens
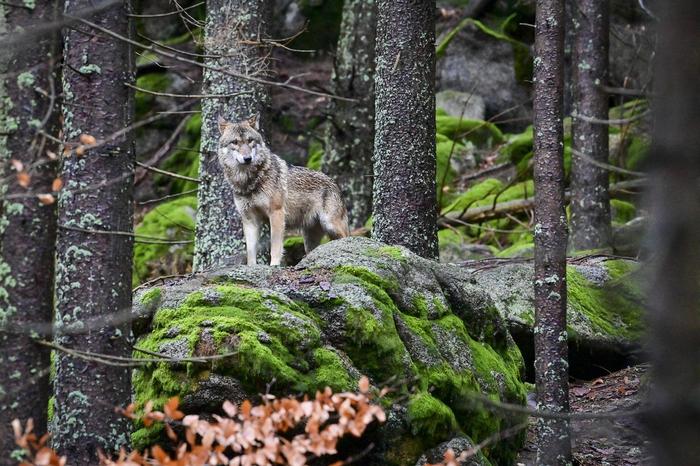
top-left (135, 73), bottom-right (171, 116)
top-left (292, 0), bottom-right (344, 51)
top-left (132, 196), bottom-right (196, 286)
top-left (611, 199), bottom-right (637, 225)
top-left (306, 140), bottom-right (324, 171)
top-left (159, 114), bottom-right (201, 194)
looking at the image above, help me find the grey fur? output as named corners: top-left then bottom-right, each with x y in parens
top-left (218, 116), bottom-right (350, 265)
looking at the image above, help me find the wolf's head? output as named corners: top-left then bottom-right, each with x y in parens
top-left (217, 114), bottom-right (266, 168)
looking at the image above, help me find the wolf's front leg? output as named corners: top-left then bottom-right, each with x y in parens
top-left (269, 208), bottom-right (285, 266)
top-left (242, 218), bottom-right (260, 266)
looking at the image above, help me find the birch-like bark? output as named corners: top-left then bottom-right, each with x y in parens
top-left (533, 0), bottom-right (572, 464)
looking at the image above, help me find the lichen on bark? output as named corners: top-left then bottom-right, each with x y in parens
top-left (372, 0), bottom-right (438, 260)
top-left (0, 0), bottom-right (59, 455)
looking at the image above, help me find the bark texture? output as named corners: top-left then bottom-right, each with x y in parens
top-left (322, 0), bottom-right (376, 229)
top-left (194, 0), bottom-right (270, 271)
top-left (0, 1), bottom-right (60, 455)
top-left (52, 2), bottom-right (134, 462)
top-left (646, 1), bottom-right (700, 464)
top-left (372, 0), bottom-right (438, 260)
top-left (570, 0), bottom-right (611, 251)
top-left (532, 1), bottom-right (572, 464)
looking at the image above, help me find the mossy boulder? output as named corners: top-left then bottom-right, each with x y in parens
top-left (468, 256), bottom-right (645, 378)
top-left (132, 237), bottom-right (527, 465)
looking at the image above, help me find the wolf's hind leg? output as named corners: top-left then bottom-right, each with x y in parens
top-left (303, 223), bottom-right (325, 254)
top-left (269, 208), bottom-right (285, 266)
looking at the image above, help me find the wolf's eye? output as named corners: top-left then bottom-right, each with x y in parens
top-left (248, 138), bottom-right (255, 145)
top-left (231, 139), bottom-right (240, 145)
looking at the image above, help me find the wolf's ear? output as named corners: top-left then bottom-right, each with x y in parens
top-left (247, 113), bottom-right (260, 130)
top-left (218, 115), bottom-right (230, 133)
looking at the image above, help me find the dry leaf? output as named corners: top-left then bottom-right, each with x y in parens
top-left (75, 145), bottom-right (86, 157)
top-left (79, 133), bottom-right (97, 146)
top-left (17, 172), bottom-right (31, 188)
top-left (52, 178), bottom-right (63, 192)
top-left (37, 194), bottom-right (55, 205)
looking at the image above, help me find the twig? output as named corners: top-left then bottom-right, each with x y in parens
top-left (572, 110), bottom-right (650, 125)
top-left (127, 1), bottom-right (204, 18)
top-left (126, 82), bottom-right (250, 99)
top-left (74, 16), bottom-right (357, 103)
top-left (136, 161), bottom-right (200, 183)
top-left (135, 116), bottom-right (191, 186)
top-left (137, 188), bottom-right (199, 206)
top-left (571, 148), bottom-right (646, 177)
top-left (59, 224), bottom-right (193, 244)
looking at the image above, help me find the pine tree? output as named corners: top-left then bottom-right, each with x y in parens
top-left (570, 0), bottom-right (612, 251)
top-left (532, 0), bottom-right (572, 464)
top-left (52, 2), bottom-right (134, 462)
top-left (646, 1), bottom-right (700, 464)
top-left (322, 0), bottom-right (377, 229)
top-left (0, 0), bottom-right (61, 452)
top-left (372, 0), bottom-right (438, 259)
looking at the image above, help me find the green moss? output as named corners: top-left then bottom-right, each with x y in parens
top-left (334, 265), bottom-right (399, 294)
top-left (140, 287), bottom-right (162, 307)
top-left (567, 261), bottom-right (645, 340)
top-left (311, 348), bottom-right (354, 392)
top-left (624, 134), bottom-right (650, 171)
top-left (611, 199), bottom-right (637, 225)
top-left (407, 392), bottom-right (458, 441)
top-left (132, 196), bottom-right (196, 286)
top-left (436, 114), bottom-right (504, 146)
top-left (442, 178), bottom-right (503, 215)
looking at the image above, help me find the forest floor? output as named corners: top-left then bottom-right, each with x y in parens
top-left (516, 365), bottom-right (652, 466)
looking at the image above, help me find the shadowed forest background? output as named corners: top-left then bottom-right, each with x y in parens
top-left (0, 1), bottom-right (698, 466)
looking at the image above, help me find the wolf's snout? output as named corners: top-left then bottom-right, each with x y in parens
top-left (242, 155), bottom-right (252, 164)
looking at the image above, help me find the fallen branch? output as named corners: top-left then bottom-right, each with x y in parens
top-left (439, 179), bottom-right (647, 227)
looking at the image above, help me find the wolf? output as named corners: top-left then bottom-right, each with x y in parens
top-left (217, 114), bottom-right (349, 266)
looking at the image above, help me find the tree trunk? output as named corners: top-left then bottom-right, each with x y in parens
top-left (532, 1), bottom-right (572, 465)
top-left (52, 2), bottom-right (134, 462)
top-left (645, 1), bottom-right (700, 464)
top-left (194, 0), bottom-right (270, 271)
top-left (322, 0), bottom-right (376, 230)
top-left (372, 0), bottom-right (438, 260)
top-left (0, 1), bottom-right (60, 454)
top-left (569, 0), bottom-right (612, 251)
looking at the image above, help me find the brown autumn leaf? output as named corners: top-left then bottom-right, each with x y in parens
top-left (52, 178), bottom-right (63, 192)
top-left (46, 150), bottom-right (57, 160)
top-left (37, 194), bottom-right (55, 205)
top-left (79, 133), bottom-right (97, 146)
top-left (17, 171), bottom-right (31, 188)
top-left (75, 145), bottom-right (86, 157)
